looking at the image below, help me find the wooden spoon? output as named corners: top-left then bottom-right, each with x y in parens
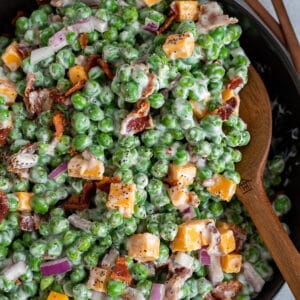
top-left (237, 66), bottom-right (300, 297)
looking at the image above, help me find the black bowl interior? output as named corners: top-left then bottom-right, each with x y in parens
top-left (1, 0), bottom-right (300, 299)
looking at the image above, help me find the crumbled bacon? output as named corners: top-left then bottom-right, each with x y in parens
top-left (110, 256), bottom-right (132, 283)
top-left (0, 191), bottom-right (9, 224)
top-left (157, 13), bottom-right (177, 35)
top-left (11, 11), bottom-right (25, 26)
top-left (96, 176), bottom-right (121, 193)
top-left (0, 128), bottom-right (10, 147)
top-left (23, 73), bottom-right (36, 114)
top-left (27, 88), bottom-right (55, 116)
top-left (52, 110), bottom-right (66, 140)
top-left (204, 280), bottom-right (243, 300)
top-left (63, 181), bottom-right (96, 210)
top-left (120, 99), bottom-right (154, 135)
top-left (65, 80), bottom-right (86, 97)
top-left (15, 44), bottom-right (32, 59)
top-left (198, 2), bottom-right (238, 34)
top-left (97, 58), bottom-right (114, 80)
top-left (142, 73), bottom-right (156, 98)
top-left (231, 224), bottom-right (247, 252)
top-left (19, 214), bottom-right (40, 231)
top-left (215, 97), bottom-right (237, 120)
top-left (79, 33), bottom-right (89, 49)
top-left (85, 54), bottom-right (100, 72)
top-left (225, 77), bottom-right (244, 90)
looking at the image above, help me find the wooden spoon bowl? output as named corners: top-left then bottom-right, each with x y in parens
top-left (237, 66), bottom-right (300, 297)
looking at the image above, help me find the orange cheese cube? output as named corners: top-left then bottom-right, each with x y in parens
top-left (1, 42), bottom-right (22, 71)
top-left (175, 1), bottom-right (199, 22)
top-left (189, 100), bottom-right (208, 120)
top-left (219, 229), bottom-right (236, 254)
top-left (167, 163), bottom-right (197, 187)
top-left (143, 0), bottom-right (161, 6)
top-left (47, 291), bottom-right (69, 300)
top-left (68, 65), bottom-right (88, 85)
top-left (216, 221), bottom-right (231, 231)
top-left (107, 183), bottom-right (136, 217)
top-left (163, 33), bottom-right (195, 59)
top-left (68, 152), bottom-right (104, 180)
top-left (87, 267), bottom-right (111, 293)
top-left (221, 89), bottom-right (240, 116)
top-left (207, 174), bottom-right (236, 202)
top-left (167, 186), bottom-right (190, 211)
top-left (128, 233), bottom-right (160, 262)
top-left (221, 253), bottom-right (242, 273)
top-left (15, 192), bottom-right (33, 211)
top-left (0, 78), bottom-right (17, 106)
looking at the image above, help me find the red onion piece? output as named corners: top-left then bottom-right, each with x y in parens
top-left (40, 257), bottom-right (72, 276)
top-left (181, 206), bottom-right (196, 221)
top-left (71, 19), bottom-right (94, 34)
top-left (199, 246), bottom-right (211, 265)
top-left (68, 214), bottom-right (92, 232)
top-left (150, 283), bottom-right (165, 300)
top-left (207, 255), bottom-right (224, 286)
top-left (174, 252), bottom-right (194, 269)
top-left (143, 18), bottom-right (160, 32)
top-left (3, 261), bottom-right (27, 281)
top-left (101, 248), bottom-right (119, 269)
top-left (170, 1), bottom-right (179, 15)
top-left (243, 262), bottom-right (265, 293)
top-left (48, 28), bottom-right (68, 52)
top-left (30, 46), bottom-right (55, 65)
top-left (48, 161), bottom-right (68, 179)
top-left (91, 291), bottom-right (107, 300)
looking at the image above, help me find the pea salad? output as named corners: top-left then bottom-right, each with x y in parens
top-left (0, 0), bottom-right (292, 299)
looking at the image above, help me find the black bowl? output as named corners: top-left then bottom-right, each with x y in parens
top-left (1, 0), bottom-right (300, 298)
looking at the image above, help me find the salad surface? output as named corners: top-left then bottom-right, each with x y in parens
top-left (0, 0), bottom-right (292, 299)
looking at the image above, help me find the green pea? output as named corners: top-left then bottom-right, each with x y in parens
top-left (149, 92), bottom-right (165, 109)
top-left (151, 160), bottom-right (168, 178)
top-left (71, 112), bottom-right (91, 134)
top-left (227, 24), bottom-right (242, 41)
top-left (173, 149), bottom-right (189, 166)
top-left (47, 238), bottom-right (63, 257)
top-left (91, 222), bottom-right (108, 238)
top-left (22, 120), bottom-right (37, 140)
top-left (134, 205), bottom-right (147, 219)
top-left (31, 195), bottom-right (49, 214)
top-left (160, 222), bottom-right (178, 241)
top-left (107, 210), bottom-right (123, 228)
top-left (254, 261), bottom-right (273, 281)
top-left (49, 216), bottom-right (69, 235)
top-left (67, 247), bottom-right (83, 266)
top-left (72, 134), bottom-right (92, 151)
top-left (40, 27), bottom-right (55, 46)
top-left (102, 44), bottom-right (120, 62)
top-left (30, 9), bottom-right (48, 28)
top-left (107, 279), bottom-right (126, 297)
top-left (98, 117), bottom-right (114, 133)
top-left (273, 194), bottom-right (291, 215)
top-left (268, 155), bottom-right (285, 175)
top-left (76, 235), bottom-right (93, 252)
top-left (197, 277), bottom-right (212, 294)
top-left (56, 48), bottom-right (75, 69)
top-left (40, 276), bottom-right (54, 291)
top-left (63, 230), bottom-right (79, 247)
top-left (123, 217), bottom-right (137, 235)
top-left (131, 263), bottom-right (148, 281)
top-left (209, 201), bottom-right (223, 217)
top-left (72, 283), bottom-right (92, 300)
top-left (29, 240), bottom-right (46, 258)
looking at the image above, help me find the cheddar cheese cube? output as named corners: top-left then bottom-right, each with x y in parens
top-left (106, 182), bottom-right (136, 217)
top-left (87, 267), bottom-right (111, 293)
top-left (219, 229), bottom-right (236, 254)
top-left (68, 152), bottom-right (104, 180)
top-left (207, 174), bottom-right (236, 202)
top-left (143, 0), bottom-right (161, 7)
top-left (1, 42), bottom-right (22, 71)
top-left (128, 233), bottom-right (160, 262)
top-left (167, 163), bottom-right (197, 187)
top-left (189, 100), bottom-right (208, 120)
top-left (68, 65), bottom-right (88, 85)
top-left (47, 291), bottom-right (69, 300)
top-left (167, 186), bottom-right (190, 211)
top-left (175, 1), bottom-right (199, 22)
top-left (221, 253), bottom-right (242, 273)
top-left (163, 32), bottom-right (195, 59)
top-left (15, 192), bottom-right (33, 211)
top-left (0, 78), bottom-right (17, 106)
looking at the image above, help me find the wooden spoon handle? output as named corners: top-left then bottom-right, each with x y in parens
top-left (237, 180), bottom-right (300, 297)
top-left (271, 0), bottom-right (300, 76)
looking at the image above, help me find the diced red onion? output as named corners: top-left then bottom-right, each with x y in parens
top-left (174, 252), bottom-right (194, 269)
top-left (68, 214), bottom-right (92, 232)
top-left (181, 206), bottom-right (196, 221)
top-left (48, 28), bottom-right (68, 52)
top-left (91, 291), bottom-right (107, 300)
top-left (150, 283), bottom-right (165, 300)
top-left (207, 255), bottom-right (224, 286)
top-left (243, 262), bottom-right (265, 293)
top-left (3, 261), bottom-right (27, 281)
top-left (170, 1), bottom-right (179, 14)
top-left (143, 18), bottom-right (160, 33)
top-left (50, 0), bottom-right (75, 7)
top-left (30, 46), bottom-right (55, 65)
top-left (48, 161), bottom-right (68, 179)
top-left (91, 17), bottom-right (108, 33)
top-left (199, 246), bottom-right (211, 265)
top-left (71, 19), bottom-right (94, 34)
top-left (40, 257), bottom-right (72, 276)
top-left (101, 248), bottom-right (119, 269)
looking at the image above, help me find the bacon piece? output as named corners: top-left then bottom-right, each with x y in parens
top-left (11, 11), bottom-right (25, 26)
top-left (157, 13), bottom-right (176, 35)
top-left (0, 191), bottom-right (9, 224)
top-left (141, 73), bottom-right (156, 98)
top-left (23, 73), bottom-right (36, 114)
top-left (225, 77), bottom-right (244, 90)
top-left (204, 280), bottom-right (243, 300)
top-left (110, 256), bottom-right (132, 284)
top-left (231, 224), bottom-right (247, 252)
top-left (198, 2), bottom-right (238, 34)
top-left (27, 88), bottom-right (55, 116)
top-left (79, 33), bottom-right (89, 49)
top-left (120, 99), bottom-right (154, 135)
top-left (19, 214), bottom-right (40, 231)
top-left (96, 176), bottom-right (121, 193)
top-left (0, 128), bottom-right (10, 147)
top-left (65, 80), bottom-right (86, 97)
top-left (85, 54), bottom-right (100, 72)
top-left (81, 181), bottom-right (96, 206)
top-left (52, 110), bottom-right (66, 140)
top-left (15, 44), bottom-right (32, 59)
top-left (97, 58), bottom-right (114, 80)
top-left (215, 97), bottom-right (237, 120)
